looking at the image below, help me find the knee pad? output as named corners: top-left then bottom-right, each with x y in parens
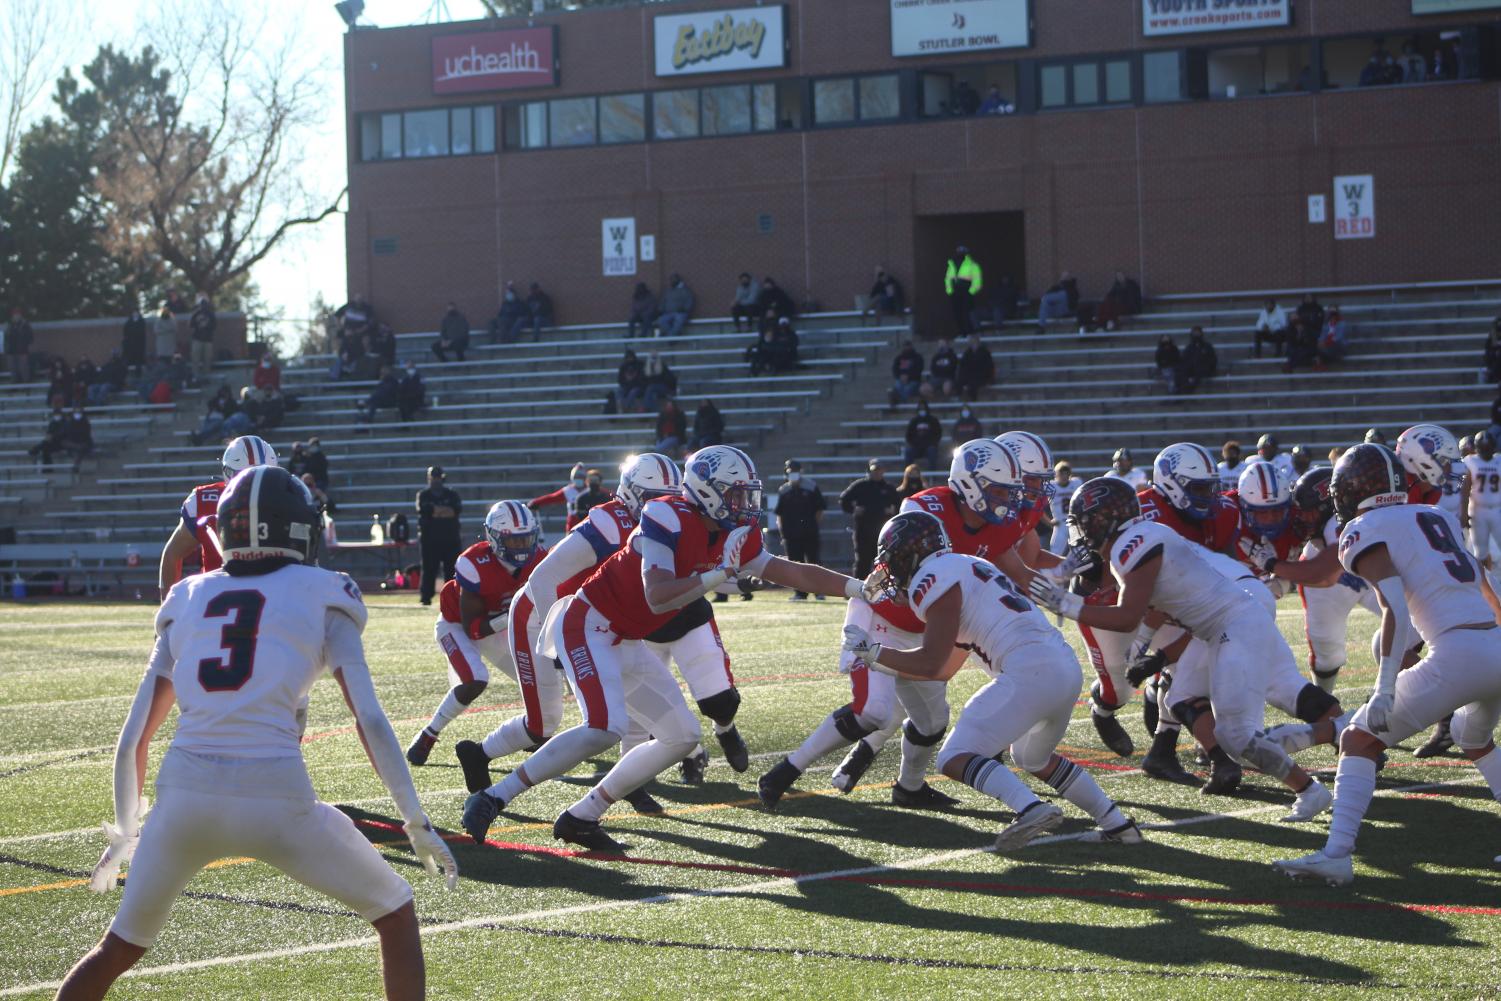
top-left (834, 705), bottom-right (879, 742)
top-left (902, 719), bottom-right (946, 747)
top-left (1169, 697), bottom-right (1211, 731)
top-left (453, 680), bottom-right (487, 705)
top-left (695, 688), bottom-right (741, 728)
top-left (1294, 683), bottom-right (1340, 724)
top-left (1090, 679), bottom-right (1125, 715)
top-left (1238, 735), bottom-right (1293, 781)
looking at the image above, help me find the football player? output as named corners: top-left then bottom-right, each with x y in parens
top-left (156, 435), bottom-right (277, 601)
top-left (61, 466), bottom-right (455, 1001)
top-left (841, 512), bottom-right (1143, 850)
top-left (1398, 423), bottom-right (1463, 518)
top-left (461, 446), bottom-right (858, 851)
top-left (1462, 430), bottom-right (1501, 573)
top-left (1273, 444), bottom-right (1501, 886)
top-left (405, 501), bottom-right (544, 766)
top-left (1048, 460), bottom-right (1080, 555)
top-left (1030, 477), bottom-right (1332, 821)
top-left (1107, 447), bottom-right (1148, 489)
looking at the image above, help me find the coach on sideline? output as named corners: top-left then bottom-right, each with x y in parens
top-left (416, 465), bottom-right (463, 606)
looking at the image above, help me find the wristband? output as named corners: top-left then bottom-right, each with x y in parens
top-left (844, 577), bottom-right (864, 600)
top-left (700, 568), bottom-right (729, 591)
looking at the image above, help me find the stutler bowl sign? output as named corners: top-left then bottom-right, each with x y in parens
top-left (432, 27), bottom-right (558, 95)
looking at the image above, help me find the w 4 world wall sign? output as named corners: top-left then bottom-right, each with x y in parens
top-left (603, 218), bottom-right (637, 277)
top-left (653, 6), bottom-right (788, 77)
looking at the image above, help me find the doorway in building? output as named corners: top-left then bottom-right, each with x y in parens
top-left (913, 212), bottom-right (1026, 341)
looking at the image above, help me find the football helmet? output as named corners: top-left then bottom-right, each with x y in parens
top-left (1152, 442), bottom-right (1220, 521)
top-left (683, 445), bottom-right (762, 529)
top-left (616, 453), bottom-right (682, 519)
top-left (221, 435), bottom-right (278, 482)
top-left (1068, 476), bottom-right (1142, 552)
top-left (1331, 444), bottom-right (1407, 526)
top-left (1395, 424), bottom-right (1460, 490)
top-left (1237, 461), bottom-right (1292, 539)
top-left (1112, 447), bottom-right (1133, 470)
top-left (1475, 430), bottom-right (1495, 460)
top-left (483, 500), bottom-right (541, 570)
top-left (1458, 435), bottom-right (1475, 458)
top-left (868, 511), bottom-right (951, 603)
top-left (994, 430), bottom-right (1055, 513)
top-left (1289, 466), bottom-right (1334, 542)
top-left (1363, 428), bottom-right (1387, 445)
top-left (217, 465), bottom-right (320, 564)
top-left (949, 438), bottom-right (1024, 525)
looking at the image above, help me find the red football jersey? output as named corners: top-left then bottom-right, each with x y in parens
top-left (1137, 485), bottom-right (1239, 552)
top-left (180, 481), bottom-right (225, 573)
top-left (439, 539), bottom-right (545, 624)
top-left (579, 495), bottom-right (763, 641)
top-left (1406, 477), bottom-right (1441, 505)
top-left (557, 499), bottom-right (639, 597)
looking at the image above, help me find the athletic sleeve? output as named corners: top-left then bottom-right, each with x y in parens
top-left (454, 555), bottom-right (482, 593)
top-left (525, 530), bottom-right (602, 614)
top-left (1322, 517), bottom-right (1339, 549)
top-left (326, 571), bottom-right (369, 633)
top-left (638, 500), bottom-right (682, 573)
top-left (1337, 513), bottom-right (1381, 574)
top-left (144, 625), bottom-right (176, 681)
top-left (179, 488), bottom-right (200, 538)
top-left (576, 506), bottom-right (626, 561)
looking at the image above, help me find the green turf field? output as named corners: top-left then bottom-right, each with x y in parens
top-left (2, 595), bottom-right (1500, 1000)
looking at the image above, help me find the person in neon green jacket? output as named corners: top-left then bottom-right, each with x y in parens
top-left (945, 246), bottom-right (982, 336)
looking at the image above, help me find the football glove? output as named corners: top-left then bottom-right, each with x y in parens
top-left (1237, 535), bottom-right (1278, 574)
top-left (841, 625), bottom-right (882, 671)
top-left (718, 526), bottom-right (752, 578)
top-left (488, 611), bottom-right (510, 635)
top-left (1364, 693), bottom-right (1394, 734)
top-left (1124, 649), bottom-right (1168, 688)
top-left (404, 817), bottom-right (459, 890)
top-left (89, 797), bottom-right (149, 893)
top-left (1041, 547), bottom-right (1090, 586)
top-left (1027, 575), bottom-right (1083, 619)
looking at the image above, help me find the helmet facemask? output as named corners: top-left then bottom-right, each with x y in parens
top-left (486, 523), bottom-right (539, 570)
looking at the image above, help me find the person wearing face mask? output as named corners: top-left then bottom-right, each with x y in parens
top-left (253, 353), bottom-right (282, 393)
top-left (529, 462), bottom-right (589, 531)
top-left (61, 406), bottom-right (94, 471)
top-left (415, 466), bottom-right (464, 607)
top-left (904, 400), bottom-right (942, 471)
top-left (491, 282), bottom-right (529, 344)
top-left (302, 437), bottom-right (329, 491)
top-left (952, 404), bottom-right (982, 443)
top-left (572, 469), bottom-right (613, 522)
top-left (776, 460), bottom-right (827, 601)
top-left (1218, 440), bottom-right (1245, 490)
top-left (397, 362), bottom-right (425, 421)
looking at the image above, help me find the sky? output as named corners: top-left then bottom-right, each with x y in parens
top-left (18, 0), bottom-right (481, 338)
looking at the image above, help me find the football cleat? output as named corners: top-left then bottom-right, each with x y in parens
top-left (1141, 745), bottom-right (1200, 786)
top-left (993, 802), bottom-right (1064, 853)
top-left (1414, 717), bottom-right (1454, 758)
top-left (715, 726), bottom-right (750, 773)
top-left (1200, 756), bottom-right (1242, 796)
top-left (405, 728), bottom-right (437, 767)
top-left (553, 810), bottom-right (626, 853)
top-left (461, 791), bottom-right (503, 845)
top-left (757, 758), bottom-right (801, 811)
top-left (1282, 778), bottom-right (1333, 823)
top-left (830, 739), bottom-right (877, 794)
top-left (891, 782), bottom-right (960, 810)
top-left (1194, 745), bottom-right (1212, 768)
top-left (1264, 722), bottom-right (1317, 756)
top-left (454, 740), bottom-right (492, 794)
top-left (1079, 817), bottom-right (1145, 844)
top-left (624, 788), bottom-right (665, 815)
top-left (679, 748), bottom-right (709, 784)
top-left (1091, 712), bottom-right (1135, 758)
top-left (1273, 850), bottom-right (1354, 887)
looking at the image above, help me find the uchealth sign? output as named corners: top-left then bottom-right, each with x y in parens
top-left (1142, 0), bottom-right (1292, 37)
top-left (432, 27), bottom-right (557, 95)
top-left (653, 6), bottom-right (787, 77)
top-left (1333, 176), bottom-right (1375, 240)
top-left (890, 0), bottom-right (1032, 57)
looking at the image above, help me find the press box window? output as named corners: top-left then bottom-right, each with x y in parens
top-left (1321, 31), bottom-right (1479, 90)
top-left (1040, 59), bottom-right (1134, 109)
top-left (600, 94), bottom-right (645, 144)
top-left (813, 78), bottom-right (855, 124)
top-left (859, 75), bottom-right (899, 120)
top-left (1143, 50), bottom-right (1183, 103)
top-left (654, 89), bottom-right (700, 139)
top-left (703, 85), bottom-right (752, 136)
top-left (504, 102), bottom-right (548, 150)
top-left (403, 109), bottom-right (448, 158)
top-left (1207, 43), bottom-right (1312, 97)
top-left (549, 97), bottom-right (597, 147)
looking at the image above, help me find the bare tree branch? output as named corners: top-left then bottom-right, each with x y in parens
top-left (0, 0), bottom-right (78, 181)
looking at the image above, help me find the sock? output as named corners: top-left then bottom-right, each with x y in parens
top-left (788, 714), bottom-right (854, 771)
top-left (897, 734), bottom-right (938, 792)
top-left (599, 739), bottom-right (686, 804)
top-left (1472, 747), bottom-right (1501, 801)
top-left (1146, 728), bottom-right (1180, 758)
top-left (481, 717), bottom-right (535, 760)
top-left (1314, 667), bottom-right (1341, 694)
top-left (1330, 710), bottom-right (1353, 742)
top-left (712, 721), bottom-right (734, 735)
top-left (1044, 757), bottom-right (1125, 829)
top-left (488, 724), bottom-right (617, 805)
top-left (570, 787), bottom-right (614, 823)
top-left (425, 689), bottom-right (466, 736)
top-left (960, 754), bottom-right (1040, 814)
top-left (1323, 754), bottom-right (1378, 858)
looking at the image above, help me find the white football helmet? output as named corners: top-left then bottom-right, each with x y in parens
top-left (683, 445), bottom-right (762, 529)
top-left (1152, 442), bottom-right (1219, 521)
top-left (617, 452), bottom-right (682, 519)
top-left (1237, 460), bottom-right (1292, 539)
top-left (221, 435), bottom-right (278, 482)
top-left (483, 500), bottom-right (541, 570)
top-left (948, 438), bottom-right (1024, 525)
top-left (1395, 423), bottom-right (1461, 490)
top-left (994, 430), bottom-right (1055, 514)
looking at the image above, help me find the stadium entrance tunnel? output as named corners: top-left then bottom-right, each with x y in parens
top-left (914, 210), bottom-right (1026, 337)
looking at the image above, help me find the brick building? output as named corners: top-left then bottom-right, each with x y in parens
top-left (344, 0), bottom-right (1501, 334)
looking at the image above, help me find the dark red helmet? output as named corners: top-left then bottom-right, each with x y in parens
top-left (1068, 476), bottom-right (1142, 551)
top-left (1331, 443), bottom-right (1406, 526)
top-left (1289, 466), bottom-right (1334, 542)
top-left (217, 465), bottom-right (321, 565)
top-left (869, 511), bottom-right (951, 602)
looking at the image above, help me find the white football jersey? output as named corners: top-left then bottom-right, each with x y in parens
top-left (1050, 480), bottom-right (1081, 525)
top-left (153, 564), bottom-right (367, 757)
top-left (905, 552), bottom-right (1070, 679)
top-left (1217, 460), bottom-right (1244, 490)
top-left (1107, 469), bottom-right (1147, 490)
top-left (1108, 518), bottom-right (1250, 635)
top-left (1464, 454), bottom-right (1501, 510)
top-left (1339, 504), bottom-right (1490, 643)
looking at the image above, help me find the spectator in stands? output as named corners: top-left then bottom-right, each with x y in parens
top-left (904, 400), bottom-right (943, 470)
top-left (525, 282), bottom-right (554, 336)
top-left (300, 473), bottom-right (334, 526)
top-left (617, 349), bottom-right (646, 412)
top-left (730, 273), bottom-right (760, 332)
top-left (1180, 326), bottom-right (1218, 392)
top-left (771, 316), bottom-right (800, 371)
top-left (287, 442), bottom-right (314, 483)
top-left (190, 385), bottom-right (251, 444)
top-left (1109, 271), bottom-right (1143, 316)
top-left (241, 385), bottom-right (285, 432)
top-left (977, 85), bottom-right (1014, 115)
top-left (71, 357), bottom-right (99, 407)
top-left (841, 459), bottom-right (899, 577)
top-left (189, 293), bottom-right (216, 382)
top-left (153, 303), bottom-right (177, 362)
top-left (416, 465), bottom-right (463, 607)
top-left (491, 283), bottom-right (528, 344)
top-left (397, 361), bottom-right (425, 421)
top-left (89, 351), bottom-right (127, 406)
top-left (45, 360), bottom-right (72, 409)
top-left (356, 366), bottom-right (401, 425)
top-left (1254, 297), bottom-right (1289, 358)
top-left (351, 333), bottom-right (384, 381)
top-left (1365, 428), bottom-right (1388, 446)
top-left (1290, 444), bottom-right (1314, 477)
top-left (372, 323), bottom-right (398, 367)
top-left (254, 354), bottom-right (281, 393)
top-left (300, 437), bottom-right (329, 490)
top-left (433, 302), bottom-right (470, 363)
top-left (1155, 334), bottom-right (1181, 394)
top-left (746, 328), bottom-right (775, 375)
top-left (1431, 39), bottom-right (1459, 80)
top-left (28, 407), bottom-right (66, 469)
top-left (336, 294), bottom-right (374, 344)
top-left (657, 274), bottom-right (695, 337)
top-left (896, 463), bottom-right (926, 502)
top-left (628, 282), bottom-right (658, 339)
top-left (1359, 50), bottom-right (1387, 87)
top-left (956, 332), bottom-right (995, 401)
top-left (867, 267), bottom-right (905, 318)
top-left (990, 274), bottom-right (1020, 328)
top-left (685, 399), bottom-right (723, 450)
top-left (889, 339), bottom-right (924, 407)
top-left (655, 398), bottom-right (688, 457)
top-left (1036, 272), bottom-right (1079, 330)
top-left (945, 245), bottom-right (982, 337)
top-left (1316, 307), bottom-right (1349, 369)
top-left (121, 307), bottom-right (146, 374)
top-left (643, 351), bottom-right (677, 410)
top-left (953, 403), bottom-right (983, 443)
top-left (952, 79), bottom-right (980, 115)
top-left (1401, 39), bottom-right (1427, 82)
top-left (1485, 319), bottom-right (1501, 382)
top-left (757, 277), bottom-right (797, 330)
top-left (1296, 293), bottom-right (1326, 336)
top-left (1283, 314), bottom-right (1319, 373)
top-left (925, 338), bottom-right (958, 400)
top-left (573, 469), bottom-right (612, 521)
top-left (166, 288), bottom-right (189, 316)
top-left (776, 460), bottom-right (826, 600)
top-left (1218, 440), bottom-right (1245, 490)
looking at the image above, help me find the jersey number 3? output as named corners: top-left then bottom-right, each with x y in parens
top-left (1416, 511), bottom-right (1476, 584)
top-left (198, 590), bottom-right (266, 692)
